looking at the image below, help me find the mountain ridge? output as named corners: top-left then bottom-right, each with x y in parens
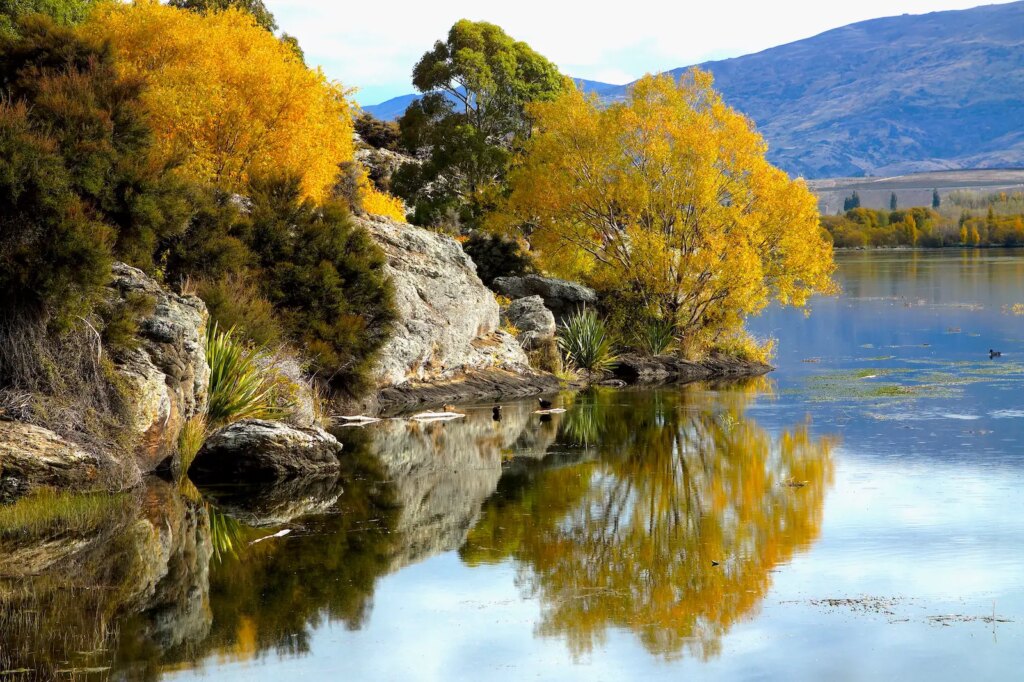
top-left (363, 2), bottom-right (1024, 179)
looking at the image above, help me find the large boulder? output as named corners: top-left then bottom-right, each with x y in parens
top-left (502, 295), bottom-right (556, 350)
top-left (0, 422), bottom-right (139, 502)
top-left (492, 274), bottom-right (598, 323)
top-left (189, 419), bottom-right (343, 483)
top-left (356, 214), bottom-right (533, 388)
top-left (108, 263), bottom-right (209, 472)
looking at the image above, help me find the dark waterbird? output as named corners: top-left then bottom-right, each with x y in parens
top-left (492, 405), bottom-right (502, 421)
top-left (989, 349), bottom-right (1002, 358)
top-left (538, 398), bottom-right (553, 410)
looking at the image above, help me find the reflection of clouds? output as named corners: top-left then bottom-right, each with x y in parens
top-left (788, 453), bottom-right (1024, 599)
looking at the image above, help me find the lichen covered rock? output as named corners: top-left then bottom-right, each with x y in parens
top-left (108, 263), bottom-right (209, 472)
top-left (492, 274), bottom-right (598, 323)
top-left (0, 422), bottom-right (139, 502)
top-left (189, 419), bottom-right (343, 482)
top-left (356, 214), bottom-right (533, 388)
top-left (502, 295), bottom-right (557, 350)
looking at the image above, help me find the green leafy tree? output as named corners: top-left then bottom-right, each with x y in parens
top-left (168, 0), bottom-right (277, 31)
top-left (394, 20), bottom-right (566, 229)
top-left (0, 0), bottom-right (95, 38)
top-left (932, 188), bottom-right (941, 209)
top-left (890, 192), bottom-right (898, 210)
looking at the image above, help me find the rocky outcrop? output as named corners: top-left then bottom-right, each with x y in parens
top-left (356, 215), bottom-right (539, 391)
top-left (492, 274), bottom-right (598, 323)
top-left (189, 419), bottom-right (343, 483)
top-left (108, 263), bottom-right (209, 472)
top-left (502, 295), bottom-right (557, 350)
top-left (0, 422), bottom-right (139, 502)
top-left (612, 353), bottom-right (773, 384)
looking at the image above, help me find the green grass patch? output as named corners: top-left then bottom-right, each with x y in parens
top-left (0, 489), bottom-right (131, 538)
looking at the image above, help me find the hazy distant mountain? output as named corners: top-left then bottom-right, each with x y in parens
top-left (364, 2), bottom-right (1024, 179)
top-left (361, 78), bottom-right (618, 121)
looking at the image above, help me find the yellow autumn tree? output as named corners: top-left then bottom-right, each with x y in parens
top-left (82, 0), bottom-right (352, 201)
top-left (490, 71), bottom-right (837, 354)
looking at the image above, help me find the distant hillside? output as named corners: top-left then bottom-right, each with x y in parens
top-left (366, 2), bottom-right (1024, 179)
top-left (362, 78), bottom-right (618, 121)
top-left (808, 169), bottom-right (1024, 213)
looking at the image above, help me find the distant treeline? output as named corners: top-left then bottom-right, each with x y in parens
top-left (824, 191), bottom-right (1024, 248)
top-left (823, 207), bottom-right (1024, 248)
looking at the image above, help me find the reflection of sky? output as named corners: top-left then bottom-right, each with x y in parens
top-left (169, 250), bottom-right (1024, 680)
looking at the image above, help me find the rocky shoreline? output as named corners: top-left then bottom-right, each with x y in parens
top-left (0, 213), bottom-right (773, 502)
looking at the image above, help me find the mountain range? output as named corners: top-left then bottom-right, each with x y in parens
top-left (364, 2), bottom-right (1024, 179)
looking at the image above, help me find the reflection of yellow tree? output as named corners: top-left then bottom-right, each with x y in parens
top-left (462, 386), bottom-right (835, 660)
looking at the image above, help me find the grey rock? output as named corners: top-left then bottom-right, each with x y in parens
top-left (108, 262), bottom-right (209, 472)
top-left (492, 274), bottom-right (598, 323)
top-left (356, 214), bottom-right (532, 388)
top-left (0, 422), bottom-right (139, 502)
top-left (189, 419), bottom-right (343, 482)
top-left (502, 295), bottom-right (556, 350)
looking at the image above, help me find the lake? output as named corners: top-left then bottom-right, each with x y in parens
top-left (2, 249), bottom-right (1023, 680)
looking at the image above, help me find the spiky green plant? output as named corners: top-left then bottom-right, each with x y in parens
top-left (205, 322), bottom-right (284, 426)
top-left (636, 317), bottom-right (676, 356)
top-left (558, 307), bottom-right (619, 373)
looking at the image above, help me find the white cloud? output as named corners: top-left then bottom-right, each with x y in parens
top-left (268, 0), bottom-right (1009, 104)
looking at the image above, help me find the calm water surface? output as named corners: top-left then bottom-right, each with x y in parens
top-left (2, 250), bottom-right (1023, 680)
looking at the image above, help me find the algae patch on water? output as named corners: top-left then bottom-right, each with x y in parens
top-left (800, 367), bottom-right (962, 403)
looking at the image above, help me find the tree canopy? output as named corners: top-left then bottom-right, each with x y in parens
top-left (168, 0), bottom-right (277, 32)
top-left (83, 1), bottom-right (353, 201)
top-left (0, 0), bottom-right (95, 38)
top-left (394, 19), bottom-right (567, 229)
top-left (490, 71), bottom-right (837, 353)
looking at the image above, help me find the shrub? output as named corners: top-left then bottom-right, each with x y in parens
top-left (177, 414), bottom-right (207, 474)
top-left (635, 318), bottom-right (676, 356)
top-left (195, 274), bottom-right (283, 348)
top-left (558, 308), bottom-right (619, 373)
top-left (205, 322), bottom-right (286, 426)
top-left (354, 112), bottom-right (400, 150)
top-left (246, 175), bottom-right (397, 393)
top-left (0, 16), bottom-right (188, 326)
top-left (462, 232), bottom-right (534, 285)
top-left (710, 332), bottom-right (776, 365)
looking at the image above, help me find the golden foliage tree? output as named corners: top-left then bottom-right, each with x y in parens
top-left (83, 0), bottom-right (352, 201)
top-left (491, 71), bottom-right (837, 352)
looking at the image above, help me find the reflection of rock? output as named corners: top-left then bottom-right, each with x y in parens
top-left (492, 274), bottom-right (598, 323)
top-left (0, 480), bottom-right (213, 676)
top-left (612, 353), bottom-right (773, 385)
top-left (356, 402), bottom-right (558, 569)
top-left (190, 419), bottom-right (343, 482)
top-left (357, 214), bottom-right (534, 389)
top-left (200, 476), bottom-right (344, 527)
top-left (109, 263), bottom-right (209, 472)
top-left (0, 421), bottom-right (138, 502)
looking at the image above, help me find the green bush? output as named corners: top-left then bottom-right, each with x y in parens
top-left (558, 308), bottom-right (619, 373)
top-left (354, 112), bottom-right (400, 151)
top-left (195, 274), bottom-right (283, 348)
top-left (247, 175), bottom-right (397, 393)
top-left (0, 16), bottom-right (188, 327)
top-left (463, 232), bottom-right (534, 285)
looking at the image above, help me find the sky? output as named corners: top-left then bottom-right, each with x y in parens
top-left (269, 1), bottom-right (1007, 105)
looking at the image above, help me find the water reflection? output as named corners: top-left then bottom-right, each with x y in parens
top-left (463, 386), bottom-right (835, 660)
top-left (0, 384), bottom-right (834, 678)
